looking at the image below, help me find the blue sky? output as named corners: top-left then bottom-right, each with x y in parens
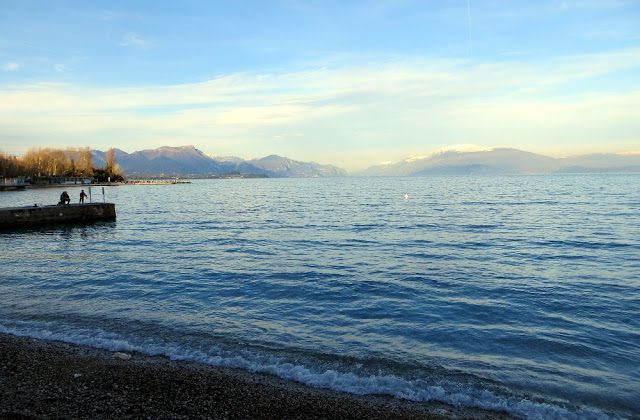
top-left (1, 0), bottom-right (639, 170)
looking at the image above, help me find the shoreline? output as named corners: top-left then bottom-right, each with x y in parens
top-left (0, 333), bottom-right (512, 419)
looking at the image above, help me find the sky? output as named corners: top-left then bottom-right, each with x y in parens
top-left (1, 0), bottom-right (639, 171)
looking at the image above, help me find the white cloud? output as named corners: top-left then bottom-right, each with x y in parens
top-left (1, 47), bottom-right (639, 168)
top-left (53, 64), bottom-right (69, 73)
top-left (404, 155), bottom-right (430, 162)
top-left (499, 50), bottom-right (533, 56)
top-left (118, 32), bottom-right (151, 49)
top-left (558, 1), bottom-right (632, 10)
top-left (2, 62), bottom-right (19, 71)
top-left (435, 145), bottom-right (492, 154)
top-left (98, 9), bottom-right (116, 21)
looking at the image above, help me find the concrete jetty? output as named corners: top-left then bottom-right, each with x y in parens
top-left (0, 203), bottom-right (116, 229)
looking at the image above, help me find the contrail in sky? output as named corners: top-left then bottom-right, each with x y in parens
top-left (466, 0), bottom-right (472, 57)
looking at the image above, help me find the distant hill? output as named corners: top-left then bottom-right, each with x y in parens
top-left (357, 147), bottom-right (640, 176)
top-left (245, 155), bottom-right (347, 177)
top-left (555, 153), bottom-right (640, 173)
top-left (92, 146), bottom-right (347, 178)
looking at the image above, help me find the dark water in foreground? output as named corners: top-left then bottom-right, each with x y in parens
top-left (1, 175), bottom-right (639, 419)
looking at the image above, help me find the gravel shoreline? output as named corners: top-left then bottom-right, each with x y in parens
top-left (0, 333), bottom-right (513, 419)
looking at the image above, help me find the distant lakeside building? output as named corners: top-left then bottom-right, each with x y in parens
top-left (0, 177), bottom-right (26, 191)
top-left (30, 176), bottom-right (93, 186)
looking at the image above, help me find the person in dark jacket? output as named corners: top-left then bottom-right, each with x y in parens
top-left (59, 191), bottom-right (70, 205)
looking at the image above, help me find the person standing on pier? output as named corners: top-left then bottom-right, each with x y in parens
top-left (79, 190), bottom-right (88, 203)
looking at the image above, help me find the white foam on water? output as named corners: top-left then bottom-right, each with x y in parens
top-left (0, 320), bottom-right (616, 420)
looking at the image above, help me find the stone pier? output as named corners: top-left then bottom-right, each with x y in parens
top-left (0, 203), bottom-right (116, 229)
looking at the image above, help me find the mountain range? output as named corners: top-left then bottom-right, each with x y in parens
top-left (357, 147), bottom-right (640, 176)
top-left (92, 146), bottom-right (347, 178)
top-left (92, 145), bottom-right (640, 177)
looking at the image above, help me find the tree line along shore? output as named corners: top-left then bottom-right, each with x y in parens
top-left (1, 146), bottom-right (123, 183)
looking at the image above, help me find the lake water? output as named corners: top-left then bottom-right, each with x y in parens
top-left (1, 175), bottom-right (639, 419)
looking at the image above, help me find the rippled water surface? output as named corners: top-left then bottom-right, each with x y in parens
top-left (1, 175), bottom-right (639, 419)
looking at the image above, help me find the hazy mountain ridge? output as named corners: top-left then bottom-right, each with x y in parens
top-left (92, 146), bottom-right (347, 178)
top-left (247, 155), bottom-right (347, 177)
top-left (358, 148), bottom-right (640, 176)
top-left (91, 145), bottom-right (640, 177)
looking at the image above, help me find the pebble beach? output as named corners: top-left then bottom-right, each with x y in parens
top-left (0, 333), bottom-right (512, 419)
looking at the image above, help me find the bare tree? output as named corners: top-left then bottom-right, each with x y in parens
top-left (0, 151), bottom-right (23, 177)
top-left (49, 148), bottom-right (68, 175)
top-left (19, 146), bottom-right (94, 178)
top-left (105, 148), bottom-right (116, 174)
top-left (77, 146), bottom-right (94, 176)
top-left (67, 146), bottom-right (94, 176)
top-left (105, 148), bottom-right (123, 177)
top-left (21, 147), bottom-right (46, 177)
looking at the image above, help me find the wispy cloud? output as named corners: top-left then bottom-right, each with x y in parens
top-left (118, 32), bottom-right (151, 49)
top-left (2, 47), bottom-right (638, 113)
top-left (499, 50), bottom-right (533, 56)
top-left (53, 64), bottom-right (69, 73)
top-left (2, 62), bottom-right (19, 71)
top-left (1, 47), bottom-right (639, 168)
top-left (582, 25), bottom-right (638, 40)
top-left (98, 9), bottom-right (116, 21)
top-left (557, 1), bottom-right (633, 11)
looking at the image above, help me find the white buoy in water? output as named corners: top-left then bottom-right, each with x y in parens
top-left (404, 194), bottom-right (409, 199)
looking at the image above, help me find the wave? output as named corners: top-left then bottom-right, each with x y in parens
top-left (0, 319), bottom-right (616, 420)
